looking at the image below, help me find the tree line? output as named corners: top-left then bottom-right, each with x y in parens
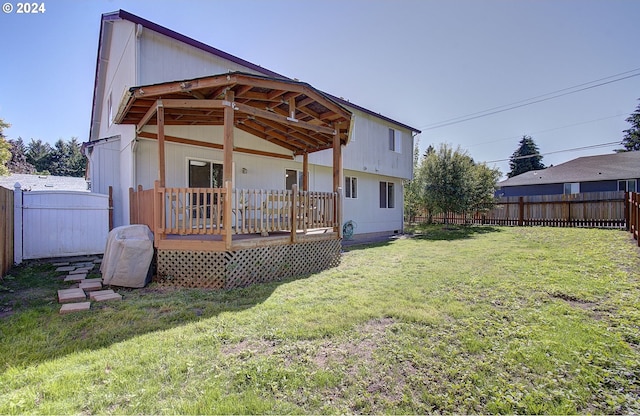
top-left (0, 118), bottom-right (87, 177)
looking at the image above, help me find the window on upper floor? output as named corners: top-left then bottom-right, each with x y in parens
top-left (618, 179), bottom-right (637, 192)
top-left (379, 181), bottom-right (395, 208)
top-left (345, 176), bottom-right (358, 199)
top-left (388, 128), bottom-right (402, 153)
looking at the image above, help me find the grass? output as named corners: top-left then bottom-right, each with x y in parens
top-left (0, 225), bottom-right (639, 414)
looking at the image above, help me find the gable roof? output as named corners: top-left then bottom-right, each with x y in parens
top-left (115, 72), bottom-right (353, 155)
top-left (90, 9), bottom-right (420, 141)
top-left (498, 151), bottom-right (640, 187)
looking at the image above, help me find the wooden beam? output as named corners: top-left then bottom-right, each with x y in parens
top-left (223, 90), bottom-right (235, 184)
top-left (133, 76), bottom-right (234, 99)
top-left (137, 131), bottom-right (293, 160)
top-left (136, 100), bottom-right (159, 132)
top-left (234, 102), bottom-right (335, 135)
top-left (162, 99), bottom-right (226, 109)
top-left (158, 101), bottom-right (166, 187)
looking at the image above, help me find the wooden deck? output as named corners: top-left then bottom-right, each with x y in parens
top-left (130, 181), bottom-right (342, 252)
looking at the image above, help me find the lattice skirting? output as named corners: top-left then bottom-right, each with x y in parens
top-left (155, 239), bottom-right (342, 289)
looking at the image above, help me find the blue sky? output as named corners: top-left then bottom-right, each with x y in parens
top-left (1, 0), bottom-right (639, 177)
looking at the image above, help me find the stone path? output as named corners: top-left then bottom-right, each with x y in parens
top-left (55, 257), bottom-right (122, 314)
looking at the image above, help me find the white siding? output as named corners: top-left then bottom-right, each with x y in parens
top-left (309, 108), bottom-right (414, 180)
top-left (138, 29), bottom-right (264, 86)
top-left (87, 138), bottom-right (125, 227)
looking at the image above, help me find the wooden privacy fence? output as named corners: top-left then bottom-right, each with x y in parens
top-left (415, 191), bottom-right (627, 229)
top-left (627, 192), bottom-right (640, 246)
top-left (0, 186), bottom-right (13, 277)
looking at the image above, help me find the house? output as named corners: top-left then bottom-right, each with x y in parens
top-left (85, 10), bottom-right (420, 287)
top-left (497, 152), bottom-right (640, 197)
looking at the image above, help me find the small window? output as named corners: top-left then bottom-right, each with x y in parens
top-left (563, 182), bottom-right (580, 195)
top-left (379, 181), bottom-right (394, 208)
top-left (388, 128), bottom-right (395, 151)
top-left (618, 179), bottom-right (637, 192)
top-left (388, 128), bottom-right (402, 153)
top-left (345, 176), bottom-right (358, 199)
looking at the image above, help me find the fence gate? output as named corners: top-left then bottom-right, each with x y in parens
top-left (14, 184), bottom-right (111, 262)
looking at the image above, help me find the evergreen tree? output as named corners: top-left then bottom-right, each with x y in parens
top-left (617, 99), bottom-right (640, 152)
top-left (26, 138), bottom-right (52, 174)
top-left (0, 118), bottom-right (11, 176)
top-left (49, 139), bottom-right (70, 176)
top-left (507, 135), bottom-right (545, 178)
top-left (7, 137), bottom-right (36, 174)
top-left (66, 137), bottom-right (86, 177)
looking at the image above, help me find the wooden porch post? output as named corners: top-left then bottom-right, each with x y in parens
top-left (223, 90), bottom-right (235, 250)
top-left (302, 152), bottom-right (309, 192)
top-left (223, 90), bottom-right (235, 184)
top-left (157, 100), bottom-right (166, 187)
top-left (333, 123), bottom-right (343, 236)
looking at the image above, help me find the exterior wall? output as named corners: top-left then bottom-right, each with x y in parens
top-left (86, 137), bottom-right (124, 226)
top-left (138, 28), bottom-right (264, 86)
top-left (309, 109), bottom-right (414, 180)
top-left (581, 180), bottom-right (618, 193)
top-left (134, 137), bottom-right (404, 236)
top-left (497, 183), bottom-right (564, 197)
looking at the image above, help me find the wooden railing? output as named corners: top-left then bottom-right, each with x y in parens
top-left (129, 182), bottom-right (339, 242)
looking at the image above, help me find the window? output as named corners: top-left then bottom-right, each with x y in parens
top-left (345, 176), bottom-right (358, 198)
top-left (379, 181), bottom-right (394, 208)
top-left (563, 182), bottom-right (580, 195)
top-left (618, 179), bottom-right (637, 192)
top-left (285, 169), bottom-right (304, 190)
top-left (388, 128), bottom-right (402, 153)
top-left (189, 159), bottom-right (223, 188)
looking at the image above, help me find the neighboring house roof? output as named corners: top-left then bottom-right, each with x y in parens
top-left (0, 174), bottom-right (89, 192)
top-left (498, 152), bottom-right (640, 187)
top-left (90, 9), bottom-right (420, 141)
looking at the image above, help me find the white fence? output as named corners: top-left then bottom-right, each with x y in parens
top-left (13, 184), bottom-right (111, 262)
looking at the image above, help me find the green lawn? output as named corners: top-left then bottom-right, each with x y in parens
top-left (0, 226), bottom-right (639, 414)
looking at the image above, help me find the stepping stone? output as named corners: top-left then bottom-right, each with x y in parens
top-left (93, 259), bottom-right (103, 264)
top-left (64, 273), bottom-right (87, 282)
top-left (81, 278), bottom-right (102, 283)
top-left (70, 268), bottom-right (91, 275)
top-left (79, 281), bottom-right (102, 292)
top-left (58, 288), bottom-right (87, 303)
top-left (94, 293), bottom-right (122, 302)
top-left (89, 289), bottom-right (115, 300)
top-left (55, 266), bottom-right (76, 272)
top-left (52, 262), bottom-right (70, 267)
top-left (60, 302), bottom-right (91, 314)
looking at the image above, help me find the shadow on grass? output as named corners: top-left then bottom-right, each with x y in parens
top-left (410, 224), bottom-right (503, 241)
top-left (0, 260), bottom-right (292, 370)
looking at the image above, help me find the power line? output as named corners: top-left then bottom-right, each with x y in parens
top-left (485, 141), bottom-right (621, 163)
top-left (419, 67), bottom-right (640, 131)
top-left (467, 113), bottom-right (626, 148)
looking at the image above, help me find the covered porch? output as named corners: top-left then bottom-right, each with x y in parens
top-left (116, 72), bottom-right (352, 287)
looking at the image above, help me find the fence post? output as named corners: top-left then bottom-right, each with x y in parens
top-left (624, 192), bottom-right (630, 231)
top-left (13, 183), bottom-right (22, 265)
top-left (518, 197), bottom-right (524, 226)
top-left (108, 186), bottom-right (114, 231)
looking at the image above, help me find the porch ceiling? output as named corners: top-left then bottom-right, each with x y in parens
top-left (115, 72), bottom-right (352, 155)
